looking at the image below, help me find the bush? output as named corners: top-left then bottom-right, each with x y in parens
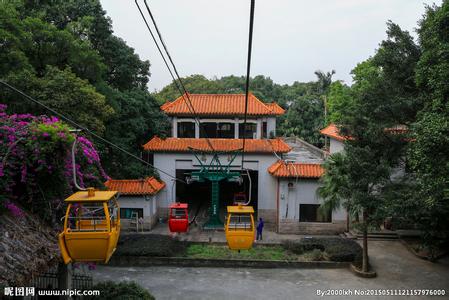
top-left (324, 244), bottom-right (357, 262)
top-left (115, 234), bottom-right (188, 257)
top-left (281, 239), bottom-right (324, 254)
top-left (281, 237), bottom-right (362, 264)
top-left (86, 281), bottom-right (155, 300)
top-left (303, 249), bottom-right (324, 261)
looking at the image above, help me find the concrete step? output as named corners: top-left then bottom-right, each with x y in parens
top-left (349, 229), bottom-right (398, 240)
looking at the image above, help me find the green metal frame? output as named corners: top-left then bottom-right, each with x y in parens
top-left (188, 148), bottom-right (242, 229)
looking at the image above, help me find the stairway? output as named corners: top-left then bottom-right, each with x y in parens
top-left (347, 229), bottom-right (399, 240)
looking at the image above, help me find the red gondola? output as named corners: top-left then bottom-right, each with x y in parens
top-left (168, 202), bottom-right (189, 233)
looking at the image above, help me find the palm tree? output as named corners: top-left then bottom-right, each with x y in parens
top-left (315, 70), bottom-right (336, 149)
top-left (314, 70), bottom-right (336, 95)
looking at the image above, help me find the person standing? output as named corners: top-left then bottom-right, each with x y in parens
top-left (256, 217), bottom-right (264, 241)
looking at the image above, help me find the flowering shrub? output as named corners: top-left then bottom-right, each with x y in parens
top-left (0, 104), bottom-right (108, 224)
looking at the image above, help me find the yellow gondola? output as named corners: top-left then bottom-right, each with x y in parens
top-left (58, 188), bottom-right (120, 264)
top-left (225, 205), bottom-right (255, 250)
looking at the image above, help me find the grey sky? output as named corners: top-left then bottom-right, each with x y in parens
top-left (100, 0), bottom-right (441, 91)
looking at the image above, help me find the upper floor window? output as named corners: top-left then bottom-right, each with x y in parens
top-left (239, 123), bottom-right (257, 139)
top-left (218, 123), bottom-right (234, 138)
top-left (262, 121), bottom-right (267, 139)
top-left (178, 122), bottom-right (195, 138)
top-left (200, 122), bottom-right (235, 138)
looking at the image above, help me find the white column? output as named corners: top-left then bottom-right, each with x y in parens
top-left (234, 118), bottom-right (239, 139)
top-left (256, 119), bottom-right (262, 139)
top-left (172, 117), bottom-right (177, 137)
top-left (195, 121), bottom-right (200, 138)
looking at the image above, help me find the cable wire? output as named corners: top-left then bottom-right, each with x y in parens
top-left (0, 79), bottom-right (186, 184)
top-left (137, 0), bottom-right (216, 152)
top-left (240, 0), bottom-right (256, 169)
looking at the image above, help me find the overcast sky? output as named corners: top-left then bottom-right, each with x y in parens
top-left (100, 0), bottom-right (441, 91)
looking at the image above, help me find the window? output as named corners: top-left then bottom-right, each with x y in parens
top-left (239, 123), bottom-right (257, 139)
top-left (200, 122), bottom-right (217, 138)
top-left (120, 208), bottom-right (143, 219)
top-left (66, 202), bottom-right (108, 232)
top-left (262, 121), bottom-right (267, 138)
top-left (171, 208), bottom-right (187, 218)
top-left (227, 213), bottom-right (253, 231)
top-left (199, 122), bottom-right (235, 138)
top-left (299, 204), bottom-right (331, 223)
top-left (177, 122), bottom-right (195, 138)
top-left (217, 123), bottom-right (235, 138)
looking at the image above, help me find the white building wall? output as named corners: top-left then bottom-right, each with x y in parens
top-left (329, 138), bottom-right (344, 154)
top-left (267, 117), bottom-right (276, 137)
top-left (277, 178), bottom-right (347, 234)
top-left (117, 195), bottom-right (159, 230)
top-left (278, 179), bottom-right (345, 222)
top-left (153, 152), bottom-right (279, 214)
top-left (118, 195), bottom-right (152, 216)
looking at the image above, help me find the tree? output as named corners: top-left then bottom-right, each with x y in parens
top-left (0, 1), bottom-right (169, 179)
top-left (319, 22), bottom-right (421, 272)
top-left (98, 85), bottom-right (170, 178)
top-left (3, 66), bottom-right (114, 134)
top-left (327, 81), bottom-right (354, 124)
top-left (0, 105), bottom-right (107, 224)
top-left (314, 70), bottom-right (335, 94)
top-left (409, 1), bottom-right (449, 254)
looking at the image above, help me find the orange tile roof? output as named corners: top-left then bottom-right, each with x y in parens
top-left (321, 124), bottom-right (409, 141)
top-left (104, 177), bottom-right (165, 195)
top-left (268, 161), bottom-right (324, 178)
top-left (161, 93), bottom-right (285, 116)
top-left (143, 137), bottom-right (291, 153)
top-left (265, 102), bottom-right (285, 114)
top-left (320, 123), bottom-right (348, 141)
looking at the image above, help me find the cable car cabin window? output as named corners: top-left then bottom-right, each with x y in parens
top-left (228, 213), bottom-right (253, 231)
top-left (177, 122), bottom-right (195, 138)
top-left (108, 199), bottom-right (119, 225)
top-left (239, 123), bottom-right (257, 139)
top-left (171, 208), bottom-right (187, 218)
top-left (67, 202), bottom-right (108, 232)
top-left (299, 204), bottom-right (331, 223)
top-left (120, 208), bottom-right (143, 219)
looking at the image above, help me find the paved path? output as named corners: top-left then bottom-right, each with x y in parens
top-left (92, 241), bottom-right (449, 300)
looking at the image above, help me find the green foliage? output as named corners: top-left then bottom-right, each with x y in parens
top-left (0, 1), bottom-right (169, 179)
top-left (186, 244), bottom-right (290, 261)
top-left (87, 281), bottom-right (155, 300)
top-left (278, 95), bottom-right (324, 145)
top-left (407, 1), bottom-right (449, 254)
top-left (319, 20), bottom-right (423, 272)
top-left (320, 1), bottom-right (449, 262)
top-left (303, 249), bottom-right (324, 261)
top-left (98, 85), bottom-right (169, 178)
top-left (281, 237), bottom-right (362, 265)
top-left (327, 81), bottom-right (354, 124)
top-left (0, 106), bottom-right (106, 223)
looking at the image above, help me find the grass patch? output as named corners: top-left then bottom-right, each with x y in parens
top-left (115, 234), bottom-right (355, 262)
top-left (185, 244), bottom-right (291, 260)
top-left (184, 244), bottom-right (324, 261)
